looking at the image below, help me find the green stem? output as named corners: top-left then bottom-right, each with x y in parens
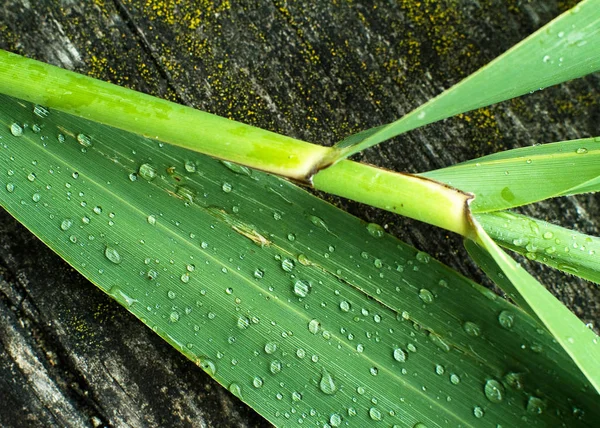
top-left (0, 49), bottom-right (328, 180)
top-left (0, 49), bottom-right (474, 238)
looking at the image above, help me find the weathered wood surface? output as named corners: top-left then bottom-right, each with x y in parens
top-left (0, 0), bottom-right (598, 426)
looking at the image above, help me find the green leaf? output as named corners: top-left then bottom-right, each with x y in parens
top-left (422, 138), bottom-right (600, 212)
top-left (1, 94), bottom-right (597, 425)
top-left (470, 223), bottom-right (600, 394)
top-left (320, 0), bottom-right (600, 165)
top-left (478, 211), bottom-right (600, 284)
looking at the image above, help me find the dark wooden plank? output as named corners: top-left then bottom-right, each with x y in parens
top-left (0, 0), bottom-right (598, 426)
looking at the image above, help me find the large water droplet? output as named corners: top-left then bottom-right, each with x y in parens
top-left (484, 379), bottom-right (505, 403)
top-left (418, 288), bottom-right (434, 304)
top-left (329, 413), bottom-right (342, 427)
top-left (308, 319), bottom-right (320, 334)
top-left (269, 359), bottom-right (282, 374)
top-left (319, 369), bottom-right (337, 395)
top-left (281, 258), bottom-right (295, 272)
top-left (104, 246), bottom-right (122, 264)
top-left (61, 219), bottom-right (73, 231)
top-left (393, 348), bottom-right (407, 362)
top-left (77, 133), bottom-right (93, 148)
top-left (5, 183), bottom-right (15, 193)
top-left (10, 123), bottom-right (23, 137)
top-left (293, 280), bottom-right (310, 298)
top-left (264, 342), bottom-right (277, 354)
top-left (228, 383), bottom-right (242, 398)
top-left (139, 163), bottom-right (158, 181)
top-left (252, 376), bottom-right (263, 388)
top-left (33, 105), bottom-right (50, 118)
top-left (368, 407), bottom-right (382, 421)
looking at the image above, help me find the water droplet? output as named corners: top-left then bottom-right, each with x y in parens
top-left (503, 372), bottom-right (524, 390)
top-left (222, 182), bottom-right (232, 193)
top-left (308, 319), bottom-right (320, 334)
top-left (221, 160), bottom-right (252, 177)
top-left (542, 55), bottom-right (551, 63)
top-left (33, 105), bottom-right (50, 118)
top-left (339, 300), bottom-right (350, 312)
top-left (418, 288), bottom-right (434, 304)
top-left (576, 147), bottom-right (588, 154)
top-left (484, 379), bottom-right (505, 403)
top-left (10, 123), bottom-right (23, 137)
top-left (199, 358), bottom-right (216, 375)
top-left (184, 160), bottom-right (197, 172)
top-left (180, 273), bottom-right (190, 283)
top-left (252, 376), bottom-right (263, 388)
top-left (463, 321), bottom-right (481, 337)
top-left (309, 215), bottom-right (329, 231)
top-left (147, 215), bottom-right (156, 225)
top-left (281, 258), bottom-right (295, 272)
top-left (27, 173), bottom-right (36, 182)
top-left (415, 251), bottom-right (430, 263)
top-left (269, 359), bottom-right (282, 374)
top-left (319, 369), bottom-right (337, 395)
top-left (291, 391), bottom-right (302, 401)
top-left (366, 223), bottom-right (384, 238)
top-left (450, 374), bottom-right (460, 385)
top-left (104, 246), bottom-right (122, 264)
top-left (264, 342), bottom-right (277, 354)
top-left (167, 290), bottom-right (176, 299)
top-left (435, 364), bottom-right (445, 375)
top-left (498, 311), bottom-right (514, 329)
top-left (526, 396), bottom-right (545, 414)
top-left (393, 348), bottom-right (407, 362)
top-left (293, 280), bottom-right (311, 298)
top-left (77, 133), bottom-right (92, 147)
top-left (473, 406), bottom-right (484, 418)
top-left (330, 413), bottom-right (342, 427)
top-left (138, 163), bottom-right (158, 181)
top-left (169, 311), bottom-right (180, 323)
top-left (93, 206), bottom-right (103, 215)
top-left (228, 382), bottom-right (242, 398)
top-left (60, 219), bottom-right (73, 231)
top-left (32, 192), bottom-right (41, 202)
top-left (253, 268), bottom-right (264, 279)
top-left (5, 183), bottom-right (15, 193)
top-left (369, 407), bottom-right (382, 421)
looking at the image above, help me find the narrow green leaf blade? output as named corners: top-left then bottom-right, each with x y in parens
top-left (1, 94), bottom-right (597, 426)
top-left (478, 211), bottom-right (600, 284)
top-left (471, 223), bottom-right (600, 394)
top-left (422, 138), bottom-right (600, 212)
top-left (322, 0), bottom-right (600, 164)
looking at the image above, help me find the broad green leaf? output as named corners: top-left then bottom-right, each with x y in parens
top-left (1, 94), bottom-right (598, 425)
top-left (321, 0), bottom-right (600, 165)
top-left (422, 138), bottom-right (600, 212)
top-left (471, 223), bottom-right (600, 394)
top-left (478, 211), bottom-right (600, 284)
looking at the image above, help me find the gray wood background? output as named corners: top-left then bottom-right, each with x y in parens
top-left (0, 0), bottom-right (598, 426)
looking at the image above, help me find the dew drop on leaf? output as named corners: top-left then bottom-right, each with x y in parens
top-left (60, 219), bottom-right (73, 231)
top-left (5, 183), bottom-right (15, 193)
top-left (418, 288), bottom-right (434, 304)
top-left (138, 163), bottom-right (158, 181)
top-left (484, 379), bottom-right (505, 403)
top-left (104, 246), bottom-right (122, 264)
top-left (252, 376), bottom-right (263, 388)
top-left (393, 348), bottom-right (407, 362)
top-left (264, 342), bottom-right (277, 354)
top-left (463, 321), bottom-right (481, 337)
top-left (473, 406), bottom-right (484, 418)
top-left (10, 123), bottom-right (23, 137)
top-left (77, 133), bottom-right (92, 148)
top-left (369, 407), bottom-right (382, 421)
top-left (498, 311), bottom-right (514, 329)
top-left (366, 222), bottom-right (384, 238)
top-left (293, 280), bottom-right (310, 298)
top-left (319, 369), bottom-right (337, 395)
top-left (308, 319), bottom-right (320, 334)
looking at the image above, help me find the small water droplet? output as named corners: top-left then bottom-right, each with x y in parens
top-left (526, 396), bottom-right (545, 415)
top-left (221, 160), bottom-right (252, 177)
top-left (269, 359), bottom-right (282, 374)
top-left (77, 133), bottom-right (92, 147)
top-left (308, 319), bottom-right (320, 334)
top-left (542, 55), bottom-right (551, 63)
top-left (61, 219), bottom-right (73, 231)
top-left (264, 342), bottom-right (277, 354)
top-left (503, 372), bottom-right (524, 390)
top-left (339, 300), bottom-right (350, 312)
top-left (450, 373), bottom-right (461, 385)
top-left (281, 258), bottom-right (295, 272)
top-left (5, 183), bottom-right (15, 193)
top-left (330, 413), bottom-right (342, 427)
top-left (293, 279), bottom-right (311, 298)
top-left (498, 311), bottom-right (514, 329)
top-left (484, 379), bottom-right (505, 403)
top-left (222, 182), bottom-right (232, 193)
top-left (435, 364), bottom-right (445, 375)
top-left (319, 369), bottom-right (337, 395)
top-left (147, 215), bottom-right (156, 225)
top-left (184, 160), bottom-right (197, 172)
top-left (252, 376), bottom-right (263, 388)
top-left (32, 192), bottom-right (41, 202)
top-left (27, 173), bottom-right (36, 182)
top-left (366, 223), bottom-right (384, 238)
top-left (309, 215), bottom-right (329, 231)
top-left (418, 288), bottom-right (434, 304)
top-left (10, 123), bottom-right (23, 137)
top-left (253, 268), bottom-right (264, 279)
top-left (180, 273), bottom-right (190, 283)
top-left (576, 147), bottom-right (588, 154)
top-left (138, 163), bottom-right (158, 181)
top-left (415, 251), bottom-right (430, 263)
top-left (393, 348), bottom-right (407, 362)
top-left (369, 407), bottom-right (382, 421)
top-left (199, 358), bottom-right (216, 375)
top-left (104, 246), bottom-right (122, 264)
top-left (228, 382), bottom-right (242, 398)
top-left (473, 406), bottom-right (484, 418)
top-left (33, 105), bottom-right (50, 118)
top-left (169, 311), bottom-right (180, 323)
top-left (463, 321), bottom-right (481, 337)
top-left (93, 206), bottom-right (103, 215)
